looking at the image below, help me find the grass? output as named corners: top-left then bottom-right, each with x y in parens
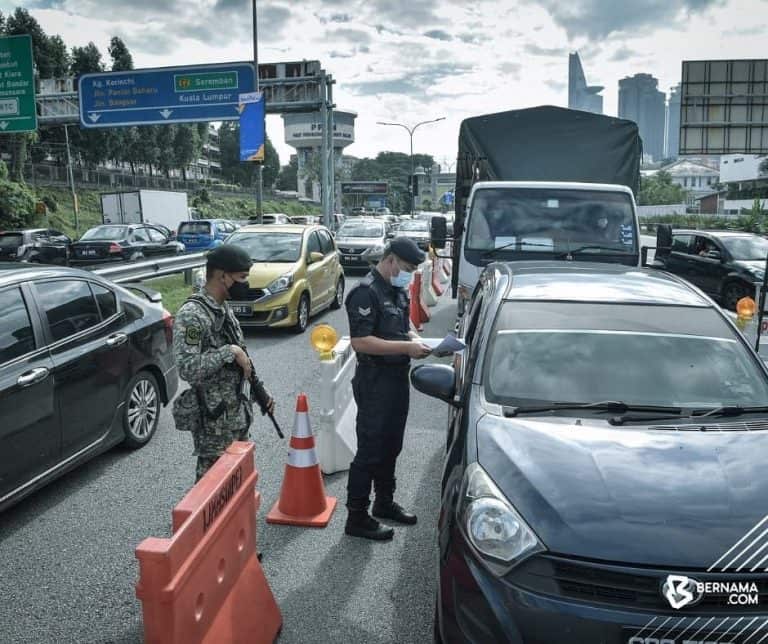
top-left (145, 274), bottom-right (196, 315)
top-left (26, 185), bottom-right (321, 240)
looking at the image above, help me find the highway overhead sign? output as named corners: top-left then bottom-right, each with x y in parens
top-left (78, 62), bottom-right (256, 128)
top-left (0, 35), bottom-right (37, 133)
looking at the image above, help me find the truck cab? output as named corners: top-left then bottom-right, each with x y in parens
top-left (435, 181), bottom-right (640, 313)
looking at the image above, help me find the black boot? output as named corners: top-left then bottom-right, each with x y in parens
top-left (372, 500), bottom-right (418, 525)
top-left (345, 509), bottom-right (395, 541)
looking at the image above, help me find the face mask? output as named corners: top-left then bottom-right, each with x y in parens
top-left (226, 277), bottom-right (250, 300)
top-left (390, 269), bottom-right (413, 289)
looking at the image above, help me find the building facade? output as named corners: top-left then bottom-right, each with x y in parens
top-left (665, 84), bottom-right (681, 160)
top-left (662, 159), bottom-right (720, 200)
top-left (619, 73), bottom-right (666, 163)
top-left (568, 53), bottom-right (603, 114)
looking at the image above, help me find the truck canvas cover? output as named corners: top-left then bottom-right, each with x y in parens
top-left (454, 105), bottom-right (642, 223)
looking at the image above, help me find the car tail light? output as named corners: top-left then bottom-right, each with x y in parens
top-left (162, 309), bottom-right (174, 346)
top-left (108, 243), bottom-right (122, 254)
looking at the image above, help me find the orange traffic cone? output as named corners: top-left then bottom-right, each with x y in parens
top-left (266, 394), bottom-right (337, 527)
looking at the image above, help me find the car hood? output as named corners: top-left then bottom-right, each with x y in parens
top-left (733, 260), bottom-right (764, 275)
top-left (477, 415), bottom-right (768, 568)
top-left (247, 262), bottom-right (300, 287)
top-left (400, 231), bottom-right (430, 239)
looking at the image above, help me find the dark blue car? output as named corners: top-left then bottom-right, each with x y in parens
top-left (177, 219), bottom-right (238, 252)
top-left (412, 261), bottom-right (768, 644)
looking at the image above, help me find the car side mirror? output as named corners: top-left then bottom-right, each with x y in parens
top-left (410, 364), bottom-right (458, 406)
top-left (430, 216), bottom-right (447, 249)
top-left (655, 224), bottom-right (672, 260)
top-left (308, 251), bottom-right (324, 264)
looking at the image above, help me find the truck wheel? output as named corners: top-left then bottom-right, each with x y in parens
top-left (722, 280), bottom-right (753, 311)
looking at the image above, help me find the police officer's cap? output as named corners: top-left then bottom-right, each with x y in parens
top-left (206, 244), bottom-right (253, 272)
top-left (389, 236), bottom-right (425, 266)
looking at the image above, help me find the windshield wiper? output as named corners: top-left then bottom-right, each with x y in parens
top-left (693, 405), bottom-right (768, 418)
top-left (481, 241), bottom-right (556, 258)
top-left (554, 245), bottom-right (629, 259)
top-left (503, 401), bottom-right (682, 417)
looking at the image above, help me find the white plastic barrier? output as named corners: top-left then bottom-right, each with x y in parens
top-left (421, 259), bottom-right (439, 307)
top-left (316, 336), bottom-right (358, 475)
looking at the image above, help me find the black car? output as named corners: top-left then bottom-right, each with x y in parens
top-left (413, 261), bottom-right (768, 643)
top-left (0, 228), bottom-right (72, 265)
top-left (0, 263), bottom-right (178, 511)
top-left (70, 224), bottom-right (184, 264)
top-left (653, 229), bottom-right (768, 310)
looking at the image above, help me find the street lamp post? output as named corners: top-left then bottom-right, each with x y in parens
top-left (376, 117), bottom-right (445, 215)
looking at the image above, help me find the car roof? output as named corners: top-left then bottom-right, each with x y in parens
top-left (493, 261), bottom-right (712, 307)
top-left (674, 229), bottom-right (760, 238)
top-left (235, 224), bottom-right (317, 233)
top-left (0, 262), bottom-right (107, 288)
top-left (0, 228), bottom-right (47, 234)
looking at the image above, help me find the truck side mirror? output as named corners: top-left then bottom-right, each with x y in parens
top-left (655, 224), bottom-right (672, 260)
top-left (431, 215), bottom-right (447, 249)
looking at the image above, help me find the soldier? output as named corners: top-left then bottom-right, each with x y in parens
top-left (344, 237), bottom-right (432, 541)
top-left (173, 244), bottom-right (274, 481)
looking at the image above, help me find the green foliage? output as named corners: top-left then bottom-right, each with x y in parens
top-left (351, 151), bottom-right (435, 213)
top-left (0, 160), bottom-right (8, 181)
top-left (108, 36), bottom-right (133, 71)
top-left (638, 171), bottom-right (687, 206)
top-left (0, 178), bottom-right (37, 229)
top-left (42, 194), bottom-right (58, 212)
top-left (218, 122), bottom-right (279, 189)
top-left (276, 157), bottom-right (298, 191)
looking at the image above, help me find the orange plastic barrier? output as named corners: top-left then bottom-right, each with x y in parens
top-left (135, 442), bottom-right (282, 644)
top-left (267, 394), bottom-right (337, 527)
top-left (414, 269), bottom-right (431, 324)
top-left (409, 278), bottom-right (423, 331)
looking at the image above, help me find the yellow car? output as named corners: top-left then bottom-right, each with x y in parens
top-left (223, 224), bottom-right (345, 332)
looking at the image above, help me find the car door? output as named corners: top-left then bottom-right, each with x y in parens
top-left (33, 279), bottom-right (128, 458)
top-left (663, 234), bottom-right (695, 279)
top-left (316, 229), bottom-right (338, 307)
top-left (146, 226), bottom-right (175, 256)
top-left (130, 226), bottom-right (151, 257)
top-left (0, 284), bottom-right (58, 503)
top-left (47, 229), bottom-right (71, 264)
top-left (304, 231), bottom-right (328, 310)
top-left (682, 235), bottom-right (725, 296)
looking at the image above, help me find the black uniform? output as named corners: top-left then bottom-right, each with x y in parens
top-left (345, 268), bottom-right (412, 511)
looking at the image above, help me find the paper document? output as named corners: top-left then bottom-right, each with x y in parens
top-left (422, 334), bottom-right (466, 356)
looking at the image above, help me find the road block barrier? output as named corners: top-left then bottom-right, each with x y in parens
top-left (135, 442), bottom-right (281, 644)
top-left (414, 269), bottom-right (431, 324)
top-left (431, 257), bottom-right (445, 296)
top-left (409, 277), bottom-right (424, 331)
top-left (316, 337), bottom-right (358, 474)
top-left (267, 394), bottom-right (337, 527)
top-left (421, 261), bottom-right (439, 307)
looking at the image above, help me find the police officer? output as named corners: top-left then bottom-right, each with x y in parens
top-left (173, 244), bottom-right (274, 481)
top-left (344, 237), bottom-right (432, 540)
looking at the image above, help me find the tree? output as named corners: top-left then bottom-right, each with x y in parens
top-left (69, 43), bottom-right (109, 168)
top-left (351, 151), bottom-right (435, 213)
top-left (108, 36), bottom-right (133, 71)
top-left (637, 171), bottom-right (687, 206)
top-left (218, 122), bottom-right (279, 188)
top-left (262, 137), bottom-right (280, 189)
top-left (276, 157), bottom-right (298, 191)
top-left (172, 125), bottom-right (202, 180)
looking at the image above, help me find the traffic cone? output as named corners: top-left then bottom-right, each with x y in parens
top-left (266, 394), bottom-right (337, 527)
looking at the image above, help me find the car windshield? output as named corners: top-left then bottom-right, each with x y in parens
top-left (484, 302), bottom-right (768, 409)
top-left (80, 226), bottom-right (128, 241)
top-left (226, 232), bottom-right (302, 262)
top-left (399, 220), bottom-right (428, 232)
top-left (466, 187), bottom-right (636, 254)
top-left (0, 233), bottom-right (23, 248)
top-left (338, 223), bottom-right (383, 238)
top-left (178, 222), bottom-right (212, 235)
top-left (720, 236), bottom-right (768, 261)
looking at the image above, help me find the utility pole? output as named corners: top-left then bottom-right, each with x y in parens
top-left (252, 0), bottom-right (263, 224)
top-left (376, 117), bottom-right (445, 215)
top-left (63, 124), bottom-right (79, 236)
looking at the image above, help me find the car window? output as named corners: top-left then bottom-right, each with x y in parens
top-left (31, 231), bottom-right (48, 241)
top-left (671, 234), bottom-right (694, 253)
top-left (0, 287), bottom-right (35, 363)
top-left (178, 222), bottom-right (212, 235)
top-left (307, 231), bottom-right (322, 256)
top-left (693, 236), bottom-right (718, 257)
top-left (318, 230), bottom-right (334, 255)
top-left (80, 226), bottom-right (128, 241)
top-left (147, 228), bottom-right (167, 243)
top-left (36, 280), bottom-right (101, 342)
top-left (132, 228), bottom-right (151, 243)
top-left (91, 283), bottom-right (118, 319)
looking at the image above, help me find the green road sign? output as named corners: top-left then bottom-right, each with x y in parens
top-left (0, 35), bottom-right (36, 133)
top-left (174, 71), bottom-right (238, 93)
top-left (0, 35), bottom-right (37, 134)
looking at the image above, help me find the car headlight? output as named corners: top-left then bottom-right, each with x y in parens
top-left (458, 463), bottom-right (544, 575)
top-left (267, 273), bottom-right (294, 294)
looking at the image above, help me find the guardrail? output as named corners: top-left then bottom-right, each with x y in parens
top-left (90, 252), bottom-right (207, 284)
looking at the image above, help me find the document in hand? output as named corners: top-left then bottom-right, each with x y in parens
top-left (422, 334), bottom-right (466, 356)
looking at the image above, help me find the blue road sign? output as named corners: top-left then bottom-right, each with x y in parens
top-left (78, 62), bottom-right (256, 128)
top-left (239, 92), bottom-right (265, 162)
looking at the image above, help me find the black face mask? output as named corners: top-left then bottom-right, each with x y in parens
top-left (226, 278), bottom-right (250, 301)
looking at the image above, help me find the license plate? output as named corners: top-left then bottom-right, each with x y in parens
top-left (232, 305), bottom-right (252, 316)
top-left (624, 628), bottom-right (736, 644)
top-left (344, 255), bottom-right (360, 262)
top-left (81, 249), bottom-right (97, 256)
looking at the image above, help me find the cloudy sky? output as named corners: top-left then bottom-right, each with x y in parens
top-left (8, 0), bottom-right (768, 166)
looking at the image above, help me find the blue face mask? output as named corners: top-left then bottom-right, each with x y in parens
top-left (390, 269), bottom-right (413, 289)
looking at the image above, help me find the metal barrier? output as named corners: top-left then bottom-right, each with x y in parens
top-left (90, 253), bottom-right (207, 284)
top-left (316, 336), bottom-right (358, 475)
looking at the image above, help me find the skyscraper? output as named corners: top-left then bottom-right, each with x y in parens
top-left (618, 73), bottom-right (666, 163)
top-left (665, 84), bottom-right (681, 160)
top-left (568, 52), bottom-right (604, 114)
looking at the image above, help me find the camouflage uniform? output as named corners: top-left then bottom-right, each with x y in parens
top-left (173, 287), bottom-right (252, 481)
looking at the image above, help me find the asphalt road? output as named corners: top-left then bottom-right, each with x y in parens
top-left (0, 269), bottom-right (456, 644)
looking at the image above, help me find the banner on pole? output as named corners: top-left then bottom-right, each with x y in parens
top-left (238, 91), bottom-right (265, 162)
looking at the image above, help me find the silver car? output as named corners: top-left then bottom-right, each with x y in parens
top-left (335, 219), bottom-right (390, 267)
